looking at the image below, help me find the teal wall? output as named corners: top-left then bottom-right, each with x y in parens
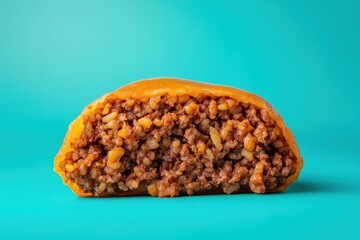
top-left (1, 1), bottom-right (359, 239)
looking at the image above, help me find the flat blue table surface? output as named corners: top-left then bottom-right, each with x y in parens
top-left (1, 1), bottom-right (359, 239)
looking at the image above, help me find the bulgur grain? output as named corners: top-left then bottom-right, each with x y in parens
top-left (64, 95), bottom-right (296, 196)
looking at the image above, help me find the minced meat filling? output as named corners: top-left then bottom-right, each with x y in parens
top-left (61, 95), bottom-right (296, 197)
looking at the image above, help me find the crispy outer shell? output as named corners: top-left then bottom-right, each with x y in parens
top-left (54, 78), bottom-right (303, 196)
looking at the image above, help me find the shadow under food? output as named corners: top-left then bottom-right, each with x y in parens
top-left (285, 179), bottom-right (351, 194)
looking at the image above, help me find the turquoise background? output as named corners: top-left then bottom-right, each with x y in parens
top-left (1, 0), bottom-right (359, 239)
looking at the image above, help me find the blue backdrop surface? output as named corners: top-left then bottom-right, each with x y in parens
top-left (0, 1), bottom-right (359, 239)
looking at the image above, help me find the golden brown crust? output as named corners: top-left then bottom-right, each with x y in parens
top-left (54, 78), bottom-right (303, 196)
